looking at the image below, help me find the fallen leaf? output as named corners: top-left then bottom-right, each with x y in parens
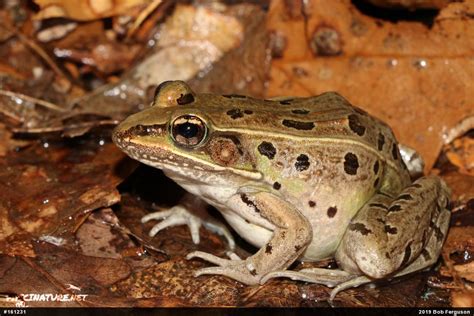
top-left (266, 0), bottom-right (474, 172)
top-left (34, 0), bottom-right (148, 21)
top-left (444, 136), bottom-right (474, 176)
top-left (0, 142), bottom-right (125, 257)
top-left (365, 0), bottom-right (455, 9)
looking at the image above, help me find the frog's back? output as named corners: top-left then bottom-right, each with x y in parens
top-left (201, 92), bottom-right (407, 176)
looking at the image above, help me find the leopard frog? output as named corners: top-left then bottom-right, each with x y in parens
top-left (112, 81), bottom-right (451, 300)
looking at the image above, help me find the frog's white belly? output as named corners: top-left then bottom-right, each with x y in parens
top-left (220, 208), bottom-right (338, 262)
top-left (221, 211), bottom-right (273, 250)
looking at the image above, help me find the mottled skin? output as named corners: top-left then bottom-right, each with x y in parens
top-left (112, 81), bottom-right (451, 299)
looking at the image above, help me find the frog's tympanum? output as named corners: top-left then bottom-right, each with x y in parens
top-left (112, 81), bottom-right (451, 299)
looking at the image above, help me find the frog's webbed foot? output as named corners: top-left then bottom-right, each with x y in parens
top-left (261, 268), bottom-right (369, 301)
top-left (142, 203), bottom-right (235, 250)
top-left (186, 251), bottom-right (261, 285)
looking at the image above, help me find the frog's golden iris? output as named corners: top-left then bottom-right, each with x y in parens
top-left (170, 114), bottom-right (208, 148)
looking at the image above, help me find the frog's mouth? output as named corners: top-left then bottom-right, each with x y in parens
top-left (112, 127), bottom-right (262, 181)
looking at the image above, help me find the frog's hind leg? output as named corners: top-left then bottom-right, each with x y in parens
top-left (329, 178), bottom-right (451, 299)
top-left (262, 176), bottom-right (451, 300)
top-left (335, 175), bottom-right (450, 280)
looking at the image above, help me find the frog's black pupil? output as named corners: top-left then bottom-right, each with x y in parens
top-left (178, 122), bottom-right (198, 138)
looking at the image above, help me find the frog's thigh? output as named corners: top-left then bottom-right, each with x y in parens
top-left (335, 176), bottom-right (451, 279)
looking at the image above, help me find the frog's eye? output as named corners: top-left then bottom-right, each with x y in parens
top-left (153, 81), bottom-right (195, 108)
top-left (170, 115), bottom-right (207, 147)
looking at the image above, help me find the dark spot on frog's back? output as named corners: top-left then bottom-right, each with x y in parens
top-left (295, 154), bottom-right (310, 171)
top-left (343, 153), bottom-right (359, 175)
top-left (384, 225), bottom-right (398, 234)
top-left (348, 114), bottom-right (366, 136)
top-left (397, 194), bottom-right (413, 201)
top-left (374, 177), bottom-right (380, 188)
top-left (273, 182), bottom-right (281, 190)
top-left (369, 203), bottom-right (387, 209)
top-left (258, 141), bottom-right (276, 159)
top-left (282, 119), bottom-right (315, 130)
top-left (377, 133), bottom-right (385, 151)
top-left (373, 161), bottom-right (379, 174)
top-left (400, 243), bottom-right (412, 268)
top-left (226, 108), bottom-right (253, 119)
top-left (327, 206), bottom-right (337, 218)
top-left (392, 143), bottom-right (399, 160)
top-left (292, 109), bottom-right (310, 115)
top-left (388, 204), bottom-right (402, 212)
top-left (226, 109), bottom-right (243, 119)
top-left (279, 99), bottom-right (294, 105)
top-left (223, 94), bottom-right (246, 99)
top-left (308, 200), bottom-right (316, 207)
top-left (349, 223), bottom-right (372, 235)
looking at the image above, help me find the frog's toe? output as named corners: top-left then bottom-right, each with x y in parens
top-left (143, 206), bottom-right (202, 242)
top-left (142, 205), bottom-right (235, 248)
top-left (186, 251), bottom-right (232, 266)
top-left (187, 251), bottom-right (261, 285)
top-left (261, 268), bottom-right (355, 288)
top-left (192, 265), bottom-right (260, 285)
top-left (193, 266), bottom-right (235, 278)
top-left (141, 205), bottom-right (203, 242)
top-left (225, 251), bottom-right (242, 260)
top-left (141, 209), bottom-right (174, 223)
top-left (328, 276), bottom-right (372, 301)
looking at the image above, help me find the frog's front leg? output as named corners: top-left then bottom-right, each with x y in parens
top-left (187, 191), bottom-right (312, 285)
top-left (142, 193), bottom-right (235, 249)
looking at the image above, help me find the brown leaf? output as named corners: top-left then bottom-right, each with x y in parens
top-left (0, 142), bottom-right (125, 257)
top-left (444, 136), bottom-right (474, 176)
top-left (365, 0), bottom-right (456, 9)
top-left (188, 4), bottom-right (271, 97)
top-left (451, 289), bottom-right (474, 308)
top-left (266, 0), bottom-right (474, 172)
top-left (441, 172), bottom-right (474, 203)
top-left (34, 0), bottom-right (148, 21)
top-left (50, 21), bottom-right (142, 75)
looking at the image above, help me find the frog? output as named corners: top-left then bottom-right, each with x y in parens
top-left (112, 80), bottom-right (451, 300)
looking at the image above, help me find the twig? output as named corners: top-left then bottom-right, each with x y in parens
top-left (0, 22), bottom-right (71, 84)
top-left (127, 0), bottom-right (163, 39)
top-left (0, 89), bottom-right (67, 112)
